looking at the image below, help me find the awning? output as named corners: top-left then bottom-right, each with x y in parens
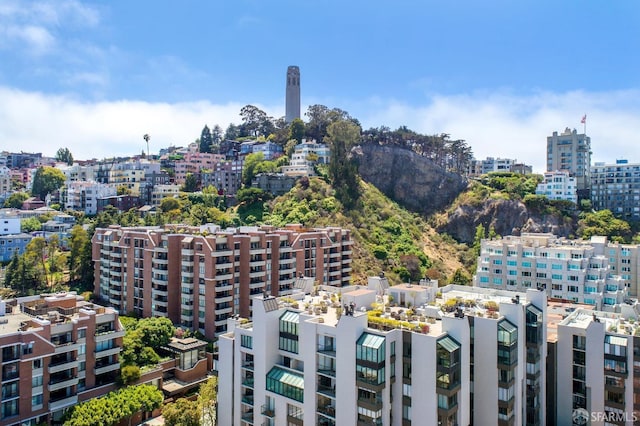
top-left (437, 335), bottom-right (461, 352)
top-left (605, 334), bottom-right (628, 347)
top-left (357, 332), bottom-right (385, 350)
top-left (267, 366), bottom-right (304, 389)
top-left (279, 310), bottom-right (299, 324)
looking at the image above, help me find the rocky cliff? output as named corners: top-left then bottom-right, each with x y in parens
top-left (354, 144), bottom-right (468, 216)
top-left (437, 198), bottom-right (578, 244)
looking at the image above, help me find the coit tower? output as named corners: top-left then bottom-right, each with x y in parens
top-left (285, 66), bottom-right (300, 123)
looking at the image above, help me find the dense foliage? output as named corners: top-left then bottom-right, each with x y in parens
top-left (63, 384), bottom-right (163, 426)
top-left (120, 316), bottom-right (175, 371)
top-left (31, 166), bottom-right (66, 201)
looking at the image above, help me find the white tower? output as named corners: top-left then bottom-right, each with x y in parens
top-left (285, 66), bottom-right (300, 123)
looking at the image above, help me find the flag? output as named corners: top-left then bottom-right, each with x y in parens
top-left (581, 114), bottom-right (586, 124)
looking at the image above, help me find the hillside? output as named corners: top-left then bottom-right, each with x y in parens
top-left (263, 177), bottom-right (472, 286)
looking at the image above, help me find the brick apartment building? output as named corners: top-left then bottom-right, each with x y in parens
top-left (0, 293), bottom-right (124, 425)
top-left (92, 224), bottom-right (353, 339)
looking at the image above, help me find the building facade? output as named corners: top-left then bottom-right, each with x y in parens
top-left (92, 224), bottom-right (352, 339)
top-left (546, 128), bottom-right (591, 197)
top-left (474, 233), bottom-right (633, 309)
top-left (218, 284), bottom-right (547, 426)
top-left (0, 294), bottom-right (124, 425)
top-left (61, 181), bottom-right (117, 215)
top-left (535, 170), bottom-right (577, 203)
top-left (591, 159), bottom-right (640, 221)
top-left (555, 308), bottom-right (640, 425)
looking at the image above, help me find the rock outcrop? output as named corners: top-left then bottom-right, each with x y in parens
top-left (354, 144), bottom-right (468, 216)
top-left (438, 198), bottom-right (578, 244)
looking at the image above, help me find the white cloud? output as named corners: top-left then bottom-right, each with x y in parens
top-left (0, 87), bottom-right (279, 160)
top-left (1, 86), bottom-right (639, 173)
top-left (0, 0), bottom-right (100, 54)
top-left (355, 89), bottom-right (640, 172)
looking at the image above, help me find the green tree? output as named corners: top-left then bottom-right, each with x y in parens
top-left (31, 166), bottom-right (66, 201)
top-left (182, 173), bottom-right (198, 192)
top-left (199, 376), bottom-right (218, 426)
top-left (163, 398), bottom-right (200, 426)
top-left (472, 224), bottom-right (486, 256)
top-left (136, 316), bottom-right (175, 348)
top-left (119, 364), bottom-right (141, 385)
top-left (240, 104), bottom-right (271, 137)
top-left (160, 197), bottom-right (182, 213)
top-left (450, 268), bottom-right (472, 285)
top-left (67, 225), bottom-right (89, 282)
top-left (55, 147), bottom-right (74, 165)
top-left (288, 118), bottom-right (305, 143)
top-left (64, 384), bottom-right (163, 426)
top-left (3, 192), bottom-right (29, 208)
top-left (21, 217), bottom-right (42, 233)
top-left (200, 125), bottom-right (213, 153)
top-left (326, 120), bottom-right (361, 208)
top-left (577, 209), bottom-right (632, 242)
top-left (117, 185), bottom-right (131, 195)
top-left (242, 152), bottom-right (265, 186)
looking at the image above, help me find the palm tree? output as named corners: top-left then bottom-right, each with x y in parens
top-left (143, 134), bottom-right (150, 158)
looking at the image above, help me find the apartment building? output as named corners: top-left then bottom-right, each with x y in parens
top-left (149, 184), bottom-right (182, 206)
top-left (0, 167), bottom-right (11, 196)
top-left (174, 152), bottom-right (225, 184)
top-left (535, 170), bottom-right (577, 203)
top-left (281, 141), bottom-right (330, 177)
top-left (591, 159), bottom-right (640, 221)
top-left (467, 157), bottom-right (531, 177)
top-left (61, 181), bottom-right (117, 215)
top-left (92, 224), bottom-right (352, 339)
top-left (200, 159), bottom-right (243, 196)
top-left (546, 128), bottom-right (591, 198)
top-left (56, 163), bottom-right (95, 182)
top-left (0, 293), bottom-right (124, 425)
top-left (474, 233), bottom-right (631, 309)
top-left (554, 308), bottom-right (640, 425)
top-left (108, 160), bottom-right (161, 195)
top-left (218, 283), bottom-right (547, 426)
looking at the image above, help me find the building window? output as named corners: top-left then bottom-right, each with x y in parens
top-left (241, 335), bottom-right (253, 349)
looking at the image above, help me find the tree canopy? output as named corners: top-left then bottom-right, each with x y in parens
top-left (64, 384), bottom-right (163, 426)
top-left (56, 147), bottom-right (74, 165)
top-left (31, 166), bottom-right (66, 201)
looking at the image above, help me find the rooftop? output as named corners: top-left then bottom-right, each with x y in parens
top-left (560, 308), bottom-right (640, 336)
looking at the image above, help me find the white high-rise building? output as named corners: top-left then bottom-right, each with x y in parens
top-left (218, 283), bottom-right (547, 426)
top-left (535, 170), bottom-right (577, 203)
top-left (546, 128), bottom-right (591, 197)
top-left (474, 233), bottom-right (630, 309)
top-left (555, 308), bottom-right (640, 425)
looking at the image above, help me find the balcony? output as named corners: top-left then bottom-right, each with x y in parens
top-left (216, 295), bottom-right (233, 304)
top-left (215, 273), bottom-right (233, 281)
top-left (95, 329), bottom-right (126, 342)
top-left (318, 404), bottom-right (336, 418)
top-left (95, 347), bottom-right (120, 358)
top-left (317, 384), bottom-right (336, 398)
top-left (48, 376), bottom-right (79, 392)
top-left (215, 283), bottom-right (233, 292)
top-left (49, 395), bottom-right (78, 411)
top-left (49, 358), bottom-right (78, 374)
top-left (95, 361), bottom-right (120, 375)
top-left (241, 410), bottom-right (254, 423)
top-left (261, 404), bottom-right (275, 418)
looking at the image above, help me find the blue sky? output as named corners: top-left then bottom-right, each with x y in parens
top-left (1, 0), bottom-right (639, 171)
